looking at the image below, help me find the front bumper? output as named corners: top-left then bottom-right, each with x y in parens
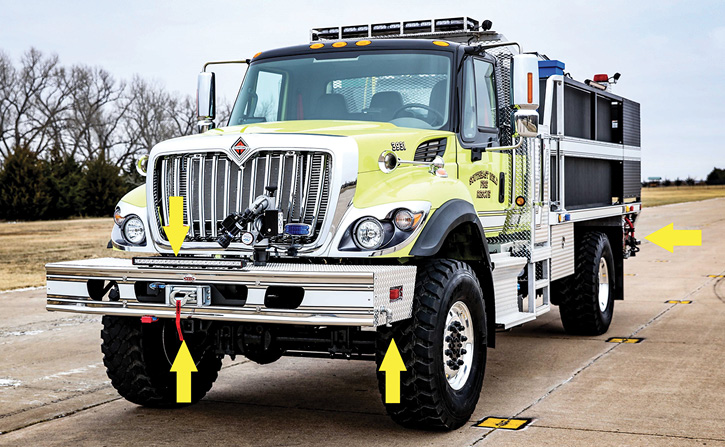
top-left (45, 258), bottom-right (416, 327)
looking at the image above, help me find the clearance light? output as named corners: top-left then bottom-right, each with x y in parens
top-left (390, 286), bottom-right (403, 301)
top-left (310, 43), bottom-right (324, 49)
top-left (114, 207), bottom-right (124, 226)
top-left (356, 40), bottom-right (371, 46)
top-left (253, 51), bottom-right (262, 59)
top-left (432, 40), bottom-right (450, 47)
top-left (332, 41), bottom-right (347, 48)
top-left (515, 196), bottom-right (526, 207)
top-left (394, 209), bottom-right (424, 231)
top-left (527, 73), bottom-right (533, 104)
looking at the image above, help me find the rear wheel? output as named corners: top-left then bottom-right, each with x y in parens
top-left (558, 232), bottom-right (615, 335)
top-left (101, 316), bottom-right (222, 406)
top-left (376, 259), bottom-right (487, 430)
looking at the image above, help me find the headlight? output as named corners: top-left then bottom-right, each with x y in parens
top-left (354, 218), bottom-right (385, 250)
top-left (122, 215), bottom-right (146, 244)
top-left (394, 209), bottom-right (424, 231)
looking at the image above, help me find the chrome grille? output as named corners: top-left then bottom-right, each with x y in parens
top-left (154, 150), bottom-right (332, 244)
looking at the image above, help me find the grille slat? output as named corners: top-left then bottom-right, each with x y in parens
top-left (155, 150), bottom-right (332, 246)
top-left (210, 155), bottom-right (218, 238)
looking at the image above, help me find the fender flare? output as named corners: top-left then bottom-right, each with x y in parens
top-left (410, 199), bottom-right (491, 267)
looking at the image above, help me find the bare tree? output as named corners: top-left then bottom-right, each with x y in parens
top-left (63, 65), bottom-right (128, 161)
top-left (0, 48), bottom-right (70, 158)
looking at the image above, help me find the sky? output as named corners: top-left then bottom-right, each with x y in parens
top-left (2, 0), bottom-right (724, 180)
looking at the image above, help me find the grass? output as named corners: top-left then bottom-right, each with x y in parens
top-left (0, 218), bottom-right (133, 291)
top-left (641, 185), bottom-right (725, 207)
top-left (0, 184), bottom-right (723, 291)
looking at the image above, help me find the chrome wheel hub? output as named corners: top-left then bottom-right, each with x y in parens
top-left (443, 301), bottom-right (474, 390)
top-left (598, 258), bottom-right (610, 313)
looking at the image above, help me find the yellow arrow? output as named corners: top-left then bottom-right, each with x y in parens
top-left (163, 196), bottom-right (189, 256)
top-left (379, 339), bottom-right (406, 404)
top-left (170, 340), bottom-right (197, 403)
top-left (645, 223), bottom-right (701, 253)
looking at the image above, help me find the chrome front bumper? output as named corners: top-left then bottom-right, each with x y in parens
top-left (45, 258), bottom-right (416, 327)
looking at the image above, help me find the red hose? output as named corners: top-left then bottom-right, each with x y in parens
top-left (175, 300), bottom-right (184, 341)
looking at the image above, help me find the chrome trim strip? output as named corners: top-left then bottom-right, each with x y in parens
top-left (223, 157), bottom-right (230, 219)
top-left (276, 154), bottom-right (285, 209)
top-left (46, 304), bottom-right (374, 326)
top-left (300, 153), bottom-right (312, 220)
top-left (198, 155), bottom-right (205, 237)
top-left (287, 153), bottom-right (299, 221)
top-left (160, 158), bottom-right (169, 226)
top-left (236, 161), bottom-right (243, 212)
top-left (187, 157), bottom-right (194, 238)
top-left (210, 154), bottom-right (218, 238)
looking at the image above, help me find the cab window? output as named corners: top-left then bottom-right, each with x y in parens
top-left (460, 58), bottom-right (498, 144)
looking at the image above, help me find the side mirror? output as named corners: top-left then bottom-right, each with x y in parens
top-left (511, 54), bottom-right (539, 137)
top-left (196, 72), bottom-right (216, 132)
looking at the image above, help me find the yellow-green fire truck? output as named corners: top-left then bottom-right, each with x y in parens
top-left (46, 17), bottom-right (642, 430)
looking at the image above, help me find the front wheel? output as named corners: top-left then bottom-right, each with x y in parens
top-left (101, 316), bottom-right (222, 406)
top-left (376, 260), bottom-right (487, 430)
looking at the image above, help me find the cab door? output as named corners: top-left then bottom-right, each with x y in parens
top-left (457, 57), bottom-right (510, 237)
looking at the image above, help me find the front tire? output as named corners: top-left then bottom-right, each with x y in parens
top-left (558, 232), bottom-right (615, 335)
top-left (101, 316), bottom-right (222, 406)
top-left (376, 260), bottom-right (487, 430)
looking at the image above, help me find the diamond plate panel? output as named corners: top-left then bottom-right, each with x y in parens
top-left (373, 266), bottom-right (417, 326)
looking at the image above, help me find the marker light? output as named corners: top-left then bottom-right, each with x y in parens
top-left (332, 41), bottom-right (347, 48)
top-left (356, 40), bottom-right (371, 46)
top-left (527, 72), bottom-right (533, 104)
top-left (390, 286), bottom-right (403, 301)
top-left (310, 43), bottom-right (324, 49)
top-left (432, 40), bottom-right (450, 47)
top-left (515, 196), bottom-right (526, 207)
top-left (394, 209), bottom-right (423, 231)
top-left (253, 51), bottom-right (262, 59)
top-left (114, 207), bottom-right (124, 226)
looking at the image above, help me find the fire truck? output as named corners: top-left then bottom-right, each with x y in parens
top-left (45, 17), bottom-right (642, 430)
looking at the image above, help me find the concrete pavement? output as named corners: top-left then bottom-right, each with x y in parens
top-left (1, 198), bottom-right (724, 446)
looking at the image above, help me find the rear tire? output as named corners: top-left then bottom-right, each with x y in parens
top-left (376, 259), bottom-right (487, 430)
top-left (558, 232), bottom-right (615, 335)
top-left (101, 316), bottom-right (222, 406)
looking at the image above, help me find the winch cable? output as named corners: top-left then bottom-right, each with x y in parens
top-left (175, 300), bottom-right (184, 341)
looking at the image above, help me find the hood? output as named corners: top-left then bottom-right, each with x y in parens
top-left (205, 120), bottom-right (455, 173)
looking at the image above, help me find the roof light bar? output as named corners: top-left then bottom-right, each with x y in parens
top-left (311, 16), bottom-right (483, 41)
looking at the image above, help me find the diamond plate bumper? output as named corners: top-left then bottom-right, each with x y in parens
top-left (45, 258), bottom-right (416, 327)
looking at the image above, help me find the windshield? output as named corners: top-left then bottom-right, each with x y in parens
top-left (229, 51), bottom-right (453, 131)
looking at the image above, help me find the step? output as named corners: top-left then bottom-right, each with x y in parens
top-left (497, 311), bottom-right (537, 329)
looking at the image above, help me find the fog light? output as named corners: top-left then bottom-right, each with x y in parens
top-left (354, 218), bottom-right (384, 250)
top-left (123, 215), bottom-right (145, 244)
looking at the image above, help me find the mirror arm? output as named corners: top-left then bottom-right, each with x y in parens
top-left (485, 137), bottom-right (523, 152)
top-left (203, 60), bottom-right (250, 72)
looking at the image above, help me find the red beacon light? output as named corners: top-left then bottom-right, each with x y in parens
top-left (593, 74), bottom-right (609, 83)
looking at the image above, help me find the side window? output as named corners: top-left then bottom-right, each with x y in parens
top-left (461, 58), bottom-right (498, 143)
top-left (461, 60), bottom-right (477, 140)
top-left (474, 59), bottom-right (497, 129)
top-left (254, 71), bottom-right (283, 122)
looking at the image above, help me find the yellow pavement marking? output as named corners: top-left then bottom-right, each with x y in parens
top-left (475, 417), bottom-right (532, 430)
top-left (606, 337), bottom-right (644, 344)
top-left (665, 300), bottom-right (692, 304)
top-left (707, 275), bottom-right (725, 278)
